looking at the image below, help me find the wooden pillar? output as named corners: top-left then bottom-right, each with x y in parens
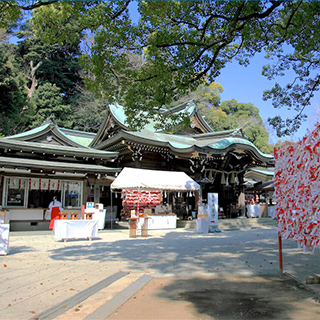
top-left (237, 172), bottom-right (246, 217)
top-left (94, 182), bottom-right (100, 203)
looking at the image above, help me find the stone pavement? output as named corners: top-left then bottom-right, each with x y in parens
top-left (0, 226), bottom-right (319, 319)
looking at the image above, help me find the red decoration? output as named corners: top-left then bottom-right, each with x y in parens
top-left (274, 124), bottom-right (320, 250)
top-left (122, 189), bottom-right (162, 217)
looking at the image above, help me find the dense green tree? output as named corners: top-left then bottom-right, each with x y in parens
top-left (2, 1), bottom-right (317, 139)
top-left (184, 82), bottom-right (273, 153)
top-left (14, 21), bottom-right (82, 103)
top-left (0, 43), bottom-right (27, 135)
top-left (3, 20), bottom-right (85, 131)
top-left (70, 89), bottom-right (107, 133)
top-left (27, 82), bottom-right (72, 128)
top-left (0, 1), bottom-right (20, 29)
top-left (219, 99), bottom-right (273, 153)
top-left (27, 0), bottom-right (320, 136)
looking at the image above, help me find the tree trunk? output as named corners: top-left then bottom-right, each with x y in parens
top-left (24, 60), bottom-right (42, 98)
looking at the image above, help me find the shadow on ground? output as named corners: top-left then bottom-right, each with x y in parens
top-left (108, 274), bottom-right (320, 320)
top-left (47, 229), bottom-right (281, 276)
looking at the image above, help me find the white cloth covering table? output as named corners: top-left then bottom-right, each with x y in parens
top-left (247, 205), bottom-right (261, 218)
top-left (92, 209), bottom-right (106, 230)
top-left (268, 206), bottom-right (276, 218)
top-left (53, 220), bottom-right (99, 241)
top-left (138, 215), bottom-right (177, 230)
top-left (196, 218), bottom-right (209, 234)
top-left (0, 224), bottom-right (10, 255)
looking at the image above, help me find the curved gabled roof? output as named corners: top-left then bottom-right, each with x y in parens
top-left (96, 127), bottom-right (273, 163)
top-left (59, 128), bottom-right (96, 147)
top-left (8, 123), bottom-right (51, 139)
top-left (91, 100), bottom-right (214, 148)
top-left (7, 121), bottom-right (96, 147)
top-left (0, 137), bottom-right (117, 159)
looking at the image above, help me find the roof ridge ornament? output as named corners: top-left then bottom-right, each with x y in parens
top-left (41, 114), bottom-right (57, 126)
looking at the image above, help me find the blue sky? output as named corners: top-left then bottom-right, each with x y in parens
top-left (215, 53), bottom-right (319, 144)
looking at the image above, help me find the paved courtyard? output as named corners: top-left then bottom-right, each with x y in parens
top-left (1, 227), bottom-right (319, 319)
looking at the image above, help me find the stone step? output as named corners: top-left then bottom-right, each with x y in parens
top-left (177, 218), bottom-right (277, 231)
top-left (114, 218), bottom-right (277, 231)
top-left (31, 272), bottom-right (152, 320)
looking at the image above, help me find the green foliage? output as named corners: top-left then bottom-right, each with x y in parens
top-left (198, 95), bottom-right (273, 153)
top-left (0, 43), bottom-right (27, 135)
top-left (2, 1), bottom-right (318, 137)
top-left (14, 21), bottom-right (82, 103)
top-left (70, 89), bottom-right (107, 133)
top-left (28, 0), bottom-right (320, 136)
top-left (28, 82), bottom-right (72, 128)
top-left (0, 2), bottom-right (21, 28)
top-left (262, 1), bottom-right (320, 136)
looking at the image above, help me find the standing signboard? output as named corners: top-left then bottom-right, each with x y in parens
top-left (207, 193), bottom-right (220, 232)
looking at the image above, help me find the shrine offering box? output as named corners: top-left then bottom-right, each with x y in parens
top-left (95, 203), bottom-right (103, 210)
top-left (86, 212), bottom-right (93, 220)
top-left (59, 212), bottom-right (68, 220)
top-left (86, 202), bottom-right (95, 209)
top-left (71, 212), bottom-right (79, 220)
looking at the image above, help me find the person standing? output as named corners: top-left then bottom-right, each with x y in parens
top-left (47, 196), bottom-right (63, 229)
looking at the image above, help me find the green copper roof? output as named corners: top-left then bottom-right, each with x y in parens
top-left (0, 156), bottom-right (119, 174)
top-left (249, 168), bottom-right (274, 176)
top-left (59, 128), bottom-right (96, 147)
top-left (7, 122), bottom-right (96, 148)
top-left (109, 103), bottom-right (161, 131)
top-left (109, 100), bottom-right (200, 132)
top-left (125, 129), bottom-right (273, 159)
top-left (7, 124), bottom-right (50, 139)
top-left (206, 137), bottom-right (272, 158)
top-left (0, 137), bottom-right (118, 158)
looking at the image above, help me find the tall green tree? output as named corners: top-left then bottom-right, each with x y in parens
top-left (0, 43), bottom-right (27, 135)
top-left (2, 1), bottom-right (319, 136)
top-left (183, 81), bottom-right (273, 153)
top-left (70, 88), bottom-right (107, 133)
top-left (14, 21), bottom-right (82, 103)
top-left (219, 99), bottom-right (273, 153)
top-left (27, 82), bottom-right (72, 128)
top-left (6, 20), bottom-right (84, 131)
top-left (28, 0), bottom-right (320, 136)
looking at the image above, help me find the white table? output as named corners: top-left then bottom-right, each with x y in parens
top-left (196, 218), bottom-right (209, 234)
top-left (247, 205), bottom-right (260, 218)
top-left (0, 224), bottom-right (10, 255)
top-left (268, 206), bottom-right (276, 218)
top-left (137, 215), bottom-right (177, 230)
top-left (53, 220), bottom-right (99, 241)
top-left (92, 209), bottom-right (106, 230)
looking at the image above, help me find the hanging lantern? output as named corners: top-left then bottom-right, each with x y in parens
top-left (230, 172), bottom-right (235, 184)
top-left (208, 170), bottom-right (213, 181)
top-left (221, 172), bottom-right (226, 185)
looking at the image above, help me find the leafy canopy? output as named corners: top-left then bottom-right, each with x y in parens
top-left (2, 1), bottom-right (319, 136)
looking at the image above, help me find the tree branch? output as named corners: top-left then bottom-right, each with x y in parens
top-left (21, 0), bottom-right (59, 11)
